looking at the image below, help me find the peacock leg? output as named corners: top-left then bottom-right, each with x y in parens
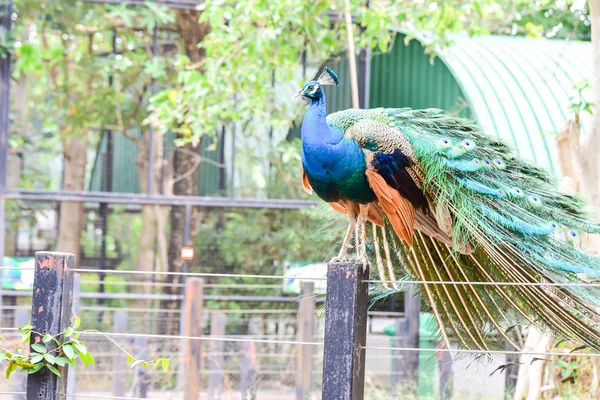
top-left (331, 204), bottom-right (358, 262)
top-left (358, 213), bottom-right (369, 271)
top-left (354, 219), bottom-right (361, 257)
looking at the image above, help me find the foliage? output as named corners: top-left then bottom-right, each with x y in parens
top-left (547, 342), bottom-right (600, 399)
top-left (0, 317), bottom-right (168, 379)
top-left (500, 0), bottom-right (591, 39)
top-left (568, 79), bottom-right (594, 120)
top-left (147, 0), bottom-right (517, 145)
top-left (10, 0), bottom-right (173, 183)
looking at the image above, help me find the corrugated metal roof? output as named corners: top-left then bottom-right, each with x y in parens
top-left (412, 32), bottom-right (593, 173)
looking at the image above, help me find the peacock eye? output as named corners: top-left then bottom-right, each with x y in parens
top-left (307, 86), bottom-right (314, 91)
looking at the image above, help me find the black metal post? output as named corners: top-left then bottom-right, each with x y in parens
top-left (0, 0), bottom-right (12, 194)
top-left (0, 0), bottom-right (14, 321)
top-left (26, 252), bottom-right (75, 400)
top-left (146, 23), bottom-right (158, 196)
top-left (182, 202), bottom-right (191, 277)
top-left (218, 126), bottom-right (226, 193)
top-left (229, 95), bottom-right (237, 199)
top-left (321, 262), bottom-right (370, 400)
top-left (358, 46), bottom-right (370, 109)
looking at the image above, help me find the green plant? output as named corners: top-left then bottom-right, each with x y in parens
top-left (568, 79), bottom-right (594, 122)
top-left (556, 358), bottom-right (578, 381)
top-left (0, 316), bottom-right (169, 379)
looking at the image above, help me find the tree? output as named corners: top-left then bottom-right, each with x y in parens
top-left (13, 1), bottom-right (117, 266)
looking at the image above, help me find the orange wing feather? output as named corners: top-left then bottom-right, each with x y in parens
top-left (328, 201), bottom-right (347, 214)
top-left (328, 201), bottom-right (384, 227)
top-left (301, 168), bottom-right (313, 195)
top-left (302, 167), bottom-right (385, 227)
top-left (365, 167), bottom-right (415, 245)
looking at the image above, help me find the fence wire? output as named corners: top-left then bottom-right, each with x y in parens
top-left (1, 326), bottom-right (598, 359)
top-left (2, 266), bottom-right (600, 288)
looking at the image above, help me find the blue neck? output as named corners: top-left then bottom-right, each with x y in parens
top-left (301, 95), bottom-right (342, 145)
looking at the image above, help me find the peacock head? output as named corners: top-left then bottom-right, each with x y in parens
top-left (295, 67), bottom-right (339, 101)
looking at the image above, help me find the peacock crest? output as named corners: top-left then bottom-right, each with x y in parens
top-left (317, 66), bottom-right (339, 87)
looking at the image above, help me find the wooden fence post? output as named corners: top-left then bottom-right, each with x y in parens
top-left (112, 311), bottom-right (128, 397)
top-left (132, 336), bottom-right (149, 397)
top-left (26, 252), bottom-right (75, 400)
top-left (296, 281), bottom-right (315, 400)
top-left (321, 262), bottom-right (369, 400)
top-left (184, 278), bottom-right (204, 400)
top-left (392, 290), bottom-right (420, 394)
top-left (208, 312), bottom-right (226, 400)
top-left (238, 341), bottom-right (257, 400)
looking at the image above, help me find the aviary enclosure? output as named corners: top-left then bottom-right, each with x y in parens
top-left (0, 0), bottom-right (598, 399)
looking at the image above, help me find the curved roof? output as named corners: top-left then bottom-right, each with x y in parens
top-left (430, 33), bottom-right (593, 174)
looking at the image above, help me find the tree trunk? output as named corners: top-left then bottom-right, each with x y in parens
top-left (513, 327), bottom-right (552, 400)
top-left (160, 9), bottom-right (210, 335)
top-left (133, 132), bottom-right (167, 329)
top-left (55, 135), bottom-right (88, 267)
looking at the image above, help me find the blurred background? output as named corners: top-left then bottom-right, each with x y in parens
top-left (0, 0), bottom-right (597, 399)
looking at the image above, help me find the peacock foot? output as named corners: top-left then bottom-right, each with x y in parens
top-left (328, 256), bottom-right (370, 273)
top-left (329, 256), bottom-right (353, 264)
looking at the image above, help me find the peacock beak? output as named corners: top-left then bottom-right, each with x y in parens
top-left (294, 89), bottom-right (303, 99)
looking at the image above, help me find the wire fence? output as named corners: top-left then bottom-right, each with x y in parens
top-left (3, 266), bottom-right (600, 288)
top-left (2, 263), bottom-right (600, 400)
top-left (1, 265), bottom-right (599, 356)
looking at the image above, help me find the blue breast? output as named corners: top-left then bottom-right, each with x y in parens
top-left (302, 127), bottom-right (375, 204)
top-left (300, 93), bottom-right (375, 204)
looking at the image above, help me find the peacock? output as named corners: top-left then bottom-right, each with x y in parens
top-left (297, 66), bottom-right (600, 352)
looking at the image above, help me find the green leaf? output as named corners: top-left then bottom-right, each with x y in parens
top-left (79, 351), bottom-right (95, 367)
top-left (142, 361), bottom-right (148, 368)
top-left (6, 360), bottom-right (17, 379)
top-left (31, 344), bottom-right (46, 354)
top-left (28, 362), bottom-right (44, 374)
top-left (30, 354), bottom-right (44, 364)
top-left (62, 344), bottom-right (75, 359)
top-left (0, 352), bottom-right (5, 364)
top-left (78, 351), bottom-right (90, 367)
top-left (161, 358), bottom-right (169, 372)
top-left (64, 327), bottom-right (74, 337)
top-left (73, 317), bottom-right (81, 329)
top-left (54, 357), bottom-right (68, 367)
top-left (46, 364), bottom-right (61, 377)
top-left (127, 355), bottom-right (134, 364)
top-left (73, 342), bottom-right (87, 355)
top-left (19, 324), bottom-right (33, 331)
top-left (43, 353), bottom-right (56, 365)
top-left (42, 334), bottom-right (53, 343)
top-left (154, 359), bottom-right (161, 369)
top-left (21, 332), bottom-right (30, 344)
top-left (130, 359), bottom-right (143, 369)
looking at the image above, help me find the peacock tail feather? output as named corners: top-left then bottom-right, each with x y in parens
top-left (326, 107), bottom-right (600, 352)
